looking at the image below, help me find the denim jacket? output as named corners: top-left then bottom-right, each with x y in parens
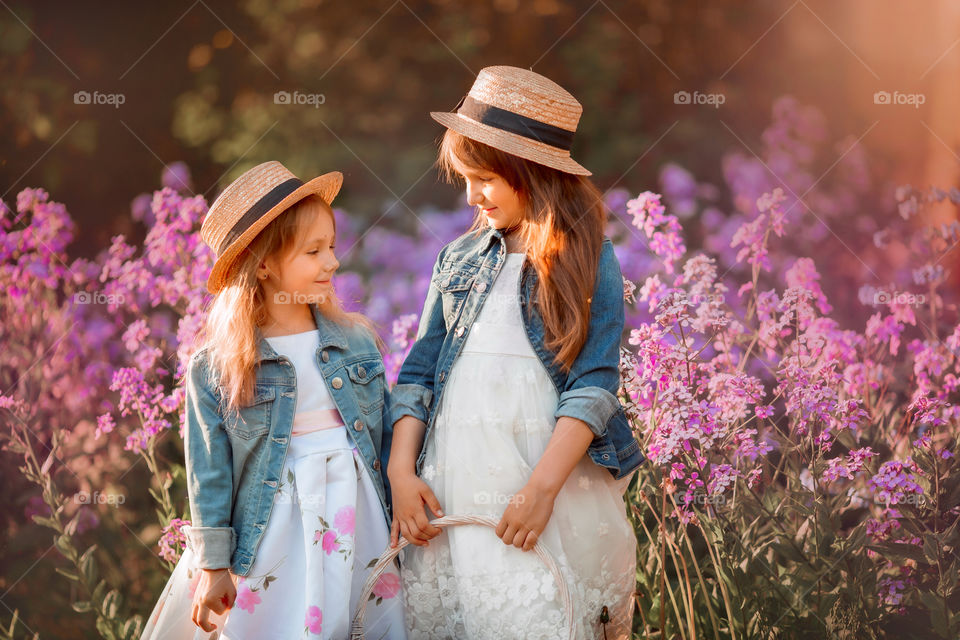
top-left (181, 304), bottom-right (394, 576)
top-left (391, 225), bottom-right (644, 482)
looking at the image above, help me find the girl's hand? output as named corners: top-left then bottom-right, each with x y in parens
top-left (495, 482), bottom-right (557, 552)
top-left (389, 473), bottom-right (444, 548)
top-left (191, 568), bottom-right (236, 632)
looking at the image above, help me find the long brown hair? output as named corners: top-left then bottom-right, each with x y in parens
top-left (196, 195), bottom-right (383, 414)
top-left (438, 129), bottom-right (607, 372)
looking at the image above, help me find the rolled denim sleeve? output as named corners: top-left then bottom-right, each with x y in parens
top-left (391, 246), bottom-right (449, 426)
top-left (182, 353), bottom-right (236, 570)
top-left (554, 241), bottom-right (625, 438)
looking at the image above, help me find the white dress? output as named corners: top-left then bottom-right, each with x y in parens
top-left (141, 329), bottom-right (407, 640)
top-left (399, 253), bottom-right (636, 640)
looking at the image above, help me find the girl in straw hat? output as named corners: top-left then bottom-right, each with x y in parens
top-left (141, 162), bottom-right (407, 640)
top-left (388, 67), bottom-right (643, 639)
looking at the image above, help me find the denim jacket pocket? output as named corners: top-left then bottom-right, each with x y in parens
top-left (225, 386), bottom-right (275, 439)
top-left (346, 358), bottom-right (386, 414)
top-left (431, 269), bottom-right (474, 328)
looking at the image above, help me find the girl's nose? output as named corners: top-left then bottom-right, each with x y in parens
top-left (466, 181), bottom-right (483, 207)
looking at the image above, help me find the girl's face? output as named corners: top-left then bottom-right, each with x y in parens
top-left (258, 207), bottom-right (339, 304)
top-left (450, 156), bottom-right (524, 230)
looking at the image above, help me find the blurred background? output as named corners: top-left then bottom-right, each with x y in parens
top-left (3, 1), bottom-right (960, 637)
top-left (4, 0), bottom-right (959, 251)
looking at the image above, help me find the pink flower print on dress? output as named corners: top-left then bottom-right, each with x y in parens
top-left (371, 572), bottom-right (401, 602)
top-left (321, 530), bottom-right (340, 555)
top-left (304, 605), bottom-right (323, 635)
top-left (234, 580), bottom-right (261, 613)
top-left (334, 505), bottom-right (355, 535)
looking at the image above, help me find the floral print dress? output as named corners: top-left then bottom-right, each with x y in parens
top-left (141, 330), bottom-right (407, 639)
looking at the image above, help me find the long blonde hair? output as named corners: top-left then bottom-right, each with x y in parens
top-left (438, 129), bottom-right (606, 372)
top-left (196, 195), bottom-right (383, 414)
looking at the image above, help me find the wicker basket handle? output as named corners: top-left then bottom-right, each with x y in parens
top-left (350, 514), bottom-right (576, 640)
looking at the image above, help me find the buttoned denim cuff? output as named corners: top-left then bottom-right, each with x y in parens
top-left (389, 383), bottom-right (433, 425)
top-left (555, 386), bottom-right (620, 437)
top-left (183, 525), bottom-right (236, 570)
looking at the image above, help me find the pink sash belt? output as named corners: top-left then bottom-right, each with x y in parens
top-left (291, 407), bottom-right (345, 436)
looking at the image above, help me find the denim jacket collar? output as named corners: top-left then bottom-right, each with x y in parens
top-left (253, 304), bottom-right (349, 363)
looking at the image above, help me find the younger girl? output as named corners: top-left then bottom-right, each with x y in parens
top-left (141, 161), bottom-right (407, 639)
top-left (388, 67), bottom-right (644, 639)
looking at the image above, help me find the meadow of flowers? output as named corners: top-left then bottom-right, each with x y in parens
top-left (2, 96), bottom-right (958, 639)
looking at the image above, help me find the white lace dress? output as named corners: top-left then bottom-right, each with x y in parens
top-left (399, 253), bottom-right (636, 640)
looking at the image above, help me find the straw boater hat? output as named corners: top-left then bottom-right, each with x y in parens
top-left (430, 65), bottom-right (591, 176)
top-left (200, 161), bottom-right (342, 294)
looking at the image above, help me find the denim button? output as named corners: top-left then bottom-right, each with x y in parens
top-left (455, 326), bottom-right (465, 337)
top-left (373, 460), bottom-right (381, 471)
top-left (265, 480), bottom-right (277, 487)
top-left (358, 365), bottom-right (367, 379)
top-left (354, 419), bottom-right (363, 431)
top-left (331, 377), bottom-right (343, 389)
top-left (439, 371), bottom-right (446, 382)
top-left (477, 282), bottom-right (487, 293)
top-left (602, 454), bottom-right (610, 460)
top-left (255, 523), bottom-right (264, 530)
top-left (321, 350), bottom-right (329, 363)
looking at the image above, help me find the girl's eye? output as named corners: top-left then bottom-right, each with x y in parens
top-left (308, 249), bottom-right (319, 255)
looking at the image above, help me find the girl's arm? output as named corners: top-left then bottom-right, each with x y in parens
top-left (388, 245), bottom-right (450, 433)
top-left (182, 354), bottom-right (236, 571)
top-left (552, 239), bottom-right (625, 437)
top-left (497, 241), bottom-right (626, 550)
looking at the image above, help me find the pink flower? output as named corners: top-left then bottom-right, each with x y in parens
top-left (234, 582), bottom-right (261, 613)
top-left (321, 531), bottom-right (340, 555)
top-left (372, 572), bottom-right (401, 599)
top-left (305, 605), bottom-right (322, 634)
top-left (334, 505), bottom-right (355, 535)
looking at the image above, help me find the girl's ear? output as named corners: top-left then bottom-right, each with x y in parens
top-left (257, 261), bottom-right (270, 281)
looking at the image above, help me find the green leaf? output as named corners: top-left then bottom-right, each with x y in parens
top-left (122, 616), bottom-right (143, 640)
top-left (923, 534), bottom-right (940, 565)
top-left (53, 533), bottom-right (76, 561)
top-left (71, 600), bottom-right (92, 613)
top-left (55, 567), bottom-right (79, 581)
top-left (79, 544), bottom-right (99, 585)
top-left (102, 589), bottom-right (121, 618)
top-left (30, 514), bottom-right (59, 530)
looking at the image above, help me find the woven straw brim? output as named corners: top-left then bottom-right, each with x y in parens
top-left (430, 112), bottom-right (591, 176)
top-left (205, 171), bottom-right (343, 294)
